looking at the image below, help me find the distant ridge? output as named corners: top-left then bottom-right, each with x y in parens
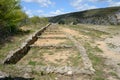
top-left (49, 6), bottom-right (120, 25)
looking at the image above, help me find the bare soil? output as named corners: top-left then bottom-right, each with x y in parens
top-left (34, 39), bottom-right (68, 46)
top-left (1, 24), bottom-right (120, 80)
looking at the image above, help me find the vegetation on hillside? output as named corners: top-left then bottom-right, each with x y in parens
top-left (29, 16), bottom-right (48, 25)
top-left (49, 6), bottom-right (120, 25)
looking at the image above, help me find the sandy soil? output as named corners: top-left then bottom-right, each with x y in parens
top-left (96, 41), bottom-right (120, 61)
top-left (61, 27), bottom-right (89, 39)
top-left (95, 30), bottom-right (120, 79)
top-left (18, 25), bottom-right (84, 68)
top-left (43, 49), bottom-right (75, 65)
top-left (34, 39), bottom-right (68, 46)
top-left (5, 24), bottom-right (120, 80)
top-left (41, 34), bottom-right (66, 37)
top-left (61, 27), bottom-right (80, 36)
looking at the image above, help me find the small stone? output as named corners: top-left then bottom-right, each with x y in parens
top-left (0, 71), bottom-right (8, 78)
top-left (67, 71), bottom-right (73, 75)
top-left (23, 73), bottom-right (30, 78)
top-left (55, 77), bottom-right (58, 80)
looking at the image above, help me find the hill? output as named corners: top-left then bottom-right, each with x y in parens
top-left (49, 6), bottom-right (120, 25)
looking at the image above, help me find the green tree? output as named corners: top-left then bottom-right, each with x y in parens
top-left (0, 0), bottom-right (27, 35)
top-left (29, 16), bottom-right (48, 25)
top-left (58, 20), bottom-right (65, 24)
top-left (39, 17), bottom-right (48, 24)
top-left (30, 16), bottom-right (40, 25)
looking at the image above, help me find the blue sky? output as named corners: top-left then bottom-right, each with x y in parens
top-left (20, 0), bottom-right (120, 17)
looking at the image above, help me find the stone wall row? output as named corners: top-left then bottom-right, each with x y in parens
top-left (3, 23), bottom-right (51, 64)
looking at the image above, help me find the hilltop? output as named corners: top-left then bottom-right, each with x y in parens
top-left (49, 6), bottom-right (120, 25)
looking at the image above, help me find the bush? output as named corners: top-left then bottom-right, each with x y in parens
top-left (58, 20), bottom-right (65, 24)
top-left (0, 0), bottom-right (28, 35)
top-left (29, 16), bottom-right (48, 25)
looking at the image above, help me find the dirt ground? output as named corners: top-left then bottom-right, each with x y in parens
top-left (79, 24), bottom-right (120, 80)
top-left (17, 25), bottom-right (84, 68)
top-left (34, 39), bottom-right (68, 45)
top-left (1, 24), bottom-right (120, 80)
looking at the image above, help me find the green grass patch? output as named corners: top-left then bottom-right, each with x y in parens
top-left (69, 25), bottom-right (109, 39)
top-left (68, 53), bottom-right (82, 66)
top-left (94, 46), bottom-right (103, 53)
top-left (109, 71), bottom-right (118, 77)
top-left (28, 60), bottom-right (36, 66)
top-left (0, 24), bottom-right (47, 63)
top-left (107, 43), bottom-right (117, 48)
top-left (84, 42), bottom-right (106, 80)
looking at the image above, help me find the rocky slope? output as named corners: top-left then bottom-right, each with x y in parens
top-left (49, 6), bottom-right (120, 25)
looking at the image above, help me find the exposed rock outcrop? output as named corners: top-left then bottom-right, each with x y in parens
top-left (78, 13), bottom-right (120, 25)
top-left (49, 7), bottom-right (120, 25)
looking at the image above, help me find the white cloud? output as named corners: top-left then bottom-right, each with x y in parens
top-left (71, 0), bottom-right (97, 11)
top-left (109, 1), bottom-right (120, 7)
top-left (39, 9), bottom-right (67, 17)
top-left (23, 7), bottom-right (44, 17)
top-left (22, 7), bottom-right (65, 17)
top-left (71, 0), bottom-right (120, 11)
top-left (79, 4), bottom-right (97, 10)
top-left (23, 7), bottom-right (33, 17)
top-left (71, 0), bottom-right (82, 7)
top-left (25, 9), bottom-right (33, 17)
top-left (89, 0), bottom-right (120, 7)
top-left (22, 0), bottom-right (53, 7)
top-left (50, 10), bottom-right (64, 15)
top-left (36, 10), bottom-right (44, 13)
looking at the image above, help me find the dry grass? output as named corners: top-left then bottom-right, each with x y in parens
top-left (0, 24), bottom-right (47, 63)
top-left (1, 24), bottom-right (120, 80)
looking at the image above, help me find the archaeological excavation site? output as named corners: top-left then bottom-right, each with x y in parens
top-left (0, 1), bottom-right (120, 80)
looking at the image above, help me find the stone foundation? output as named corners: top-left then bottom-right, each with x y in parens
top-left (3, 23), bottom-right (51, 64)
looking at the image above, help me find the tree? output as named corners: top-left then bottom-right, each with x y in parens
top-left (58, 20), bottom-right (65, 24)
top-left (29, 16), bottom-right (48, 25)
top-left (0, 0), bottom-right (27, 35)
top-left (30, 16), bottom-right (40, 25)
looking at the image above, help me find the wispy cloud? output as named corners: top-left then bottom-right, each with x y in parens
top-left (23, 7), bottom-right (44, 17)
top-left (88, 0), bottom-right (120, 7)
top-left (36, 10), bottom-right (44, 13)
top-left (71, 0), bottom-right (120, 11)
top-left (23, 7), bottom-right (33, 17)
top-left (21, 0), bottom-right (120, 17)
top-left (22, 0), bottom-right (54, 7)
top-left (71, 0), bottom-right (97, 11)
top-left (39, 9), bottom-right (67, 17)
top-left (108, 0), bottom-right (120, 7)
top-left (50, 9), bottom-right (65, 16)
top-left (23, 6), bottom-right (65, 17)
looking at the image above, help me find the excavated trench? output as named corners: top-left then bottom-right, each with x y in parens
top-left (2, 24), bottom-right (95, 77)
top-left (3, 24), bottom-right (51, 64)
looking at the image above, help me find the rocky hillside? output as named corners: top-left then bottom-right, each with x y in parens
top-left (49, 6), bottom-right (120, 25)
